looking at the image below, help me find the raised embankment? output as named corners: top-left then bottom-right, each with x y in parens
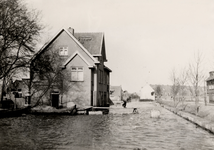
top-left (160, 104), bottom-right (214, 134)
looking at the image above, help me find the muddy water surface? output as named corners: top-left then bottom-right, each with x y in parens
top-left (0, 102), bottom-right (214, 150)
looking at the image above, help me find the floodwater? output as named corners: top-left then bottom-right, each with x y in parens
top-left (0, 102), bottom-right (214, 150)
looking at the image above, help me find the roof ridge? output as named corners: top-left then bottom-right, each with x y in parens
top-left (74, 32), bottom-right (104, 34)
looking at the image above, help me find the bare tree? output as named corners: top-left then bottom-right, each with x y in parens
top-left (178, 68), bottom-right (188, 105)
top-left (155, 85), bottom-right (162, 99)
top-left (25, 46), bottom-right (79, 108)
top-left (0, 0), bottom-right (43, 103)
top-left (188, 51), bottom-right (205, 111)
top-left (0, 0), bottom-right (43, 79)
top-left (28, 48), bottom-right (63, 107)
top-left (170, 68), bottom-right (180, 107)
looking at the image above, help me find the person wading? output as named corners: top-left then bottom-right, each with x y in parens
top-left (122, 100), bottom-right (127, 108)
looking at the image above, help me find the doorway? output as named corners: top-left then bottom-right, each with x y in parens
top-left (51, 93), bottom-right (59, 108)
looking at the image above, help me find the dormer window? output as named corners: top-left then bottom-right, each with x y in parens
top-left (59, 46), bottom-right (68, 56)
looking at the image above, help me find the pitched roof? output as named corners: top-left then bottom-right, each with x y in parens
top-left (63, 51), bottom-right (94, 68)
top-left (206, 76), bottom-right (214, 81)
top-left (104, 65), bottom-right (112, 72)
top-left (74, 33), bottom-right (103, 56)
top-left (141, 84), bottom-right (154, 92)
top-left (31, 29), bottom-right (100, 64)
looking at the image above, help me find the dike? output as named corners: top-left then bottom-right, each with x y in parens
top-left (160, 104), bottom-right (214, 134)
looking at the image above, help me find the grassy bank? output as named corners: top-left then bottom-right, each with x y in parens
top-left (157, 99), bottom-right (214, 126)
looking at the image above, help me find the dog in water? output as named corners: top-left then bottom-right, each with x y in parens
top-left (133, 108), bottom-right (139, 114)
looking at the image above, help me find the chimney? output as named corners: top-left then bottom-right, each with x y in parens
top-left (209, 71), bottom-right (214, 77)
top-left (68, 27), bottom-right (74, 35)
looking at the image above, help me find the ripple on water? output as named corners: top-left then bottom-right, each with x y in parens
top-left (0, 107), bottom-right (214, 149)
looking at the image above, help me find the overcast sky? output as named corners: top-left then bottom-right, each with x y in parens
top-left (25, 0), bottom-right (214, 93)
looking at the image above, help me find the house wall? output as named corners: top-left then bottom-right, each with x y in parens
top-left (140, 85), bottom-right (155, 100)
top-left (63, 54), bottom-right (92, 107)
top-left (31, 30), bottom-right (96, 107)
top-left (207, 80), bottom-right (214, 103)
top-left (95, 54), bottom-right (110, 107)
top-left (110, 95), bottom-right (121, 101)
top-left (28, 29), bottom-right (111, 108)
top-left (0, 79), bottom-right (2, 102)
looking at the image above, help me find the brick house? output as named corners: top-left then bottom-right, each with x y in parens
top-left (27, 27), bottom-right (112, 108)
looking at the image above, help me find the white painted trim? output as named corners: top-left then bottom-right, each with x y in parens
top-left (64, 51), bottom-right (95, 68)
top-left (93, 54), bottom-right (102, 56)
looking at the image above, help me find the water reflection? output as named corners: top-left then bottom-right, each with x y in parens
top-left (0, 104), bottom-right (214, 150)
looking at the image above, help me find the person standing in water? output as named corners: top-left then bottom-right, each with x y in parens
top-left (122, 90), bottom-right (129, 108)
top-left (122, 100), bottom-right (127, 108)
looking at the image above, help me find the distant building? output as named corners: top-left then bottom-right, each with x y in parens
top-left (206, 71), bottom-right (214, 103)
top-left (151, 84), bottom-right (204, 101)
top-left (110, 86), bottom-right (123, 104)
top-left (140, 84), bottom-right (155, 101)
top-left (1, 79), bottom-right (26, 109)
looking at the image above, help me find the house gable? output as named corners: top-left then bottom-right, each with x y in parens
top-left (32, 28), bottom-right (99, 67)
top-left (63, 51), bottom-right (94, 68)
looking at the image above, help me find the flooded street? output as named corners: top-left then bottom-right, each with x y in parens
top-left (0, 102), bottom-right (214, 150)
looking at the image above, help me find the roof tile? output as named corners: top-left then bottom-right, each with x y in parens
top-left (74, 33), bottom-right (103, 55)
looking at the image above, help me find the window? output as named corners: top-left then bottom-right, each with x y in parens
top-left (209, 85), bottom-right (214, 90)
top-left (99, 69), bottom-right (103, 84)
top-left (101, 71), bottom-right (103, 83)
top-left (104, 73), bottom-right (107, 84)
top-left (107, 74), bottom-right (109, 85)
top-left (99, 70), bottom-right (101, 83)
top-left (71, 67), bottom-right (84, 81)
top-left (59, 46), bottom-right (68, 56)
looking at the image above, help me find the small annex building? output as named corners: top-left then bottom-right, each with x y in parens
top-left (140, 84), bottom-right (155, 101)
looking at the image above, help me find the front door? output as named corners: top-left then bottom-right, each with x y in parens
top-left (51, 94), bottom-right (59, 108)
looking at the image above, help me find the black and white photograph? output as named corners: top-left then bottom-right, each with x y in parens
top-left (1, 0), bottom-right (214, 149)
